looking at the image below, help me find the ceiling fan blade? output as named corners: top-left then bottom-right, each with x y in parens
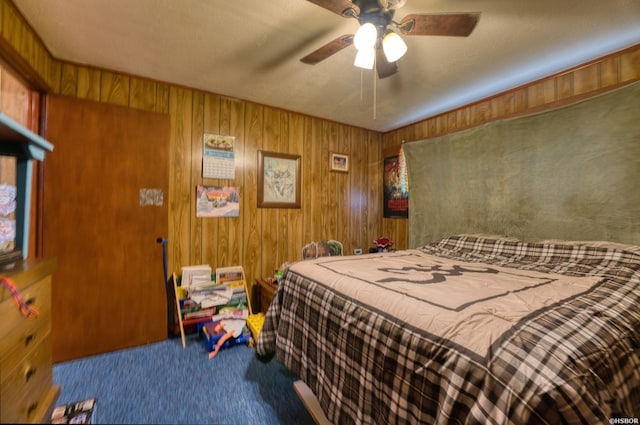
top-left (399, 13), bottom-right (480, 37)
top-left (375, 45), bottom-right (398, 79)
top-left (305, 0), bottom-right (359, 18)
top-left (301, 35), bottom-right (354, 65)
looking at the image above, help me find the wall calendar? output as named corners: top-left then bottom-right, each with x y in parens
top-left (202, 133), bottom-right (235, 179)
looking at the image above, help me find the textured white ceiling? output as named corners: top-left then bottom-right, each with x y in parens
top-left (13, 0), bottom-right (640, 132)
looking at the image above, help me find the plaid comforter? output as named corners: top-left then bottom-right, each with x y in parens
top-left (256, 236), bottom-right (640, 424)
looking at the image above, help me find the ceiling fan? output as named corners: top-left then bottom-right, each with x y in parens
top-left (301, 0), bottom-right (480, 79)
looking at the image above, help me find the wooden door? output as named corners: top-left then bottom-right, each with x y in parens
top-left (42, 95), bottom-right (169, 362)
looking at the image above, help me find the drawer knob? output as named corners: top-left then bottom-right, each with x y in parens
top-left (27, 401), bottom-right (38, 416)
top-left (19, 296), bottom-right (40, 319)
top-left (25, 366), bottom-right (37, 382)
top-left (25, 332), bottom-right (36, 346)
top-left (0, 276), bottom-right (40, 319)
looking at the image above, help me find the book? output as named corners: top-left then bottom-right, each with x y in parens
top-left (201, 319), bottom-right (228, 343)
top-left (51, 398), bottom-right (96, 424)
top-left (200, 289), bottom-right (233, 308)
top-left (181, 264), bottom-right (211, 288)
top-left (183, 307), bottom-right (216, 320)
top-left (215, 265), bottom-right (244, 285)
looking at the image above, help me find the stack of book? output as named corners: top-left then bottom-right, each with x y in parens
top-left (188, 279), bottom-right (245, 308)
top-left (51, 398), bottom-right (96, 424)
top-left (214, 266), bottom-right (247, 311)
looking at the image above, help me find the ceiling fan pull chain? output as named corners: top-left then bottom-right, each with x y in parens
top-left (360, 68), bottom-right (364, 102)
top-left (373, 65), bottom-right (377, 120)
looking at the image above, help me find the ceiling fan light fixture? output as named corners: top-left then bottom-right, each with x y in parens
top-left (354, 47), bottom-right (375, 69)
top-left (382, 31), bottom-right (408, 62)
top-left (353, 22), bottom-right (377, 51)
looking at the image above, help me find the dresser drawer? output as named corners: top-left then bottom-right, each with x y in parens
top-left (0, 333), bottom-right (54, 423)
top-left (0, 275), bottom-right (51, 337)
top-left (0, 313), bottom-right (51, 370)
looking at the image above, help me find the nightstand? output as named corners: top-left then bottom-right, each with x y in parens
top-left (257, 278), bottom-right (278, 314)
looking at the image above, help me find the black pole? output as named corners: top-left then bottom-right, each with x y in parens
top-left (157, 237), bottom-right (171, 336)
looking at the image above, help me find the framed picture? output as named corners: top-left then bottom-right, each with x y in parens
top-left (383, 152), bottom-right (409, 218)
top-left (196, 185), bottom-right (240, 218)
top-left (330, 152), bottom-right (349, 173)
top-left (257, 150), bottom-right (301, 208)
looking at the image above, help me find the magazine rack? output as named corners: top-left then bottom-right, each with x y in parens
top-left (217, 266), bottom-right (264, 341)
top-left (169, 270), bottom-right (218, 349)
top-left (170, 266), bottom-right (252, 349)
top-left (171, 273), bottom-right (187, 348)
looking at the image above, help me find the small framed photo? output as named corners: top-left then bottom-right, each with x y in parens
top-left (330, 152), bottom-right (349, 173)
top-left (258, 150), bottom-right (301, 208)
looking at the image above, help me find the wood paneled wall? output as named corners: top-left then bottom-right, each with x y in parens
top-left (0, 0), bottom-right (383, 292)
top-left (0, 0), bottom-right (638, 286)
top-left (381, 43), bottom-right (640, 247)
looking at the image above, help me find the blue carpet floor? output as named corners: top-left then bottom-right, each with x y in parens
top-left (53, 333), bottom-right (316, 424)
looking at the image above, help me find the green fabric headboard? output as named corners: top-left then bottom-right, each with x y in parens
top-left (405, 81), bottom-right (640, 247)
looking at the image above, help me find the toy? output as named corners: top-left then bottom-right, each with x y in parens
top-left (200, 317), bottom-right (250, 359)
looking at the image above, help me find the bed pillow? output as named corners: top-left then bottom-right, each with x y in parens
top-left (456, 233), bottom-right (521, 242)
top-left (541, 239), bottom-right (640, 255)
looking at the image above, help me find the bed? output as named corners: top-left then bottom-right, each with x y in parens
top-left (256, 234), bottom-right (640, 424)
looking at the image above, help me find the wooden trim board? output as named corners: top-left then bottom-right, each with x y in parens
top-left (172, 273), bottom-right (186, 348)
top-left (292, 380), bottom-right (332, 425)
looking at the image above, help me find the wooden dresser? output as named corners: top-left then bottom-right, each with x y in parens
top-left (0, 258), bottom-right (59, 423)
